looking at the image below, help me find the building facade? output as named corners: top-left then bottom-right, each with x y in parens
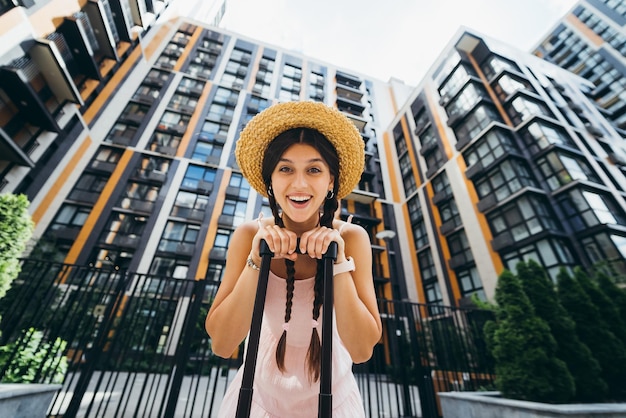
top-left (533, 0), bottom-right (626, 137)
top-left (2, 1), bottom-right (626, 309)
top-left (388, 28), bottom-right (626, 305)
top-left (0, 0), bottom-right (411, 309)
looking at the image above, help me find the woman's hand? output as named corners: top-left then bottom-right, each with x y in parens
top-left (251, 214), bottom-right (299, 263)
top-left (299, 226), bottom-right (346, 262)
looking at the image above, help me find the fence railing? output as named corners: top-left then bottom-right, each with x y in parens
top-left (0, 259), bottom-right (495, 417)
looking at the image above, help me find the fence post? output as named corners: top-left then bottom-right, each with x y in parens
top-left (162, 278), bottom-right (206, 418)
top-left (63, 269), bottom-right (129, 418)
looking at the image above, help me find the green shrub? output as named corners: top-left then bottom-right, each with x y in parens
top-left (0, 193), bottom-right (34, 299)
top-left (517, 260), bottom-right (606, 402)
top-left (0, 327), bottom-right (68, 384)
top-left (557, 267), bottom-right (626, 400)
top-left (485, 270), bottom-right (574, 403)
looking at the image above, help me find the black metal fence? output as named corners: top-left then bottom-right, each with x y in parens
top-left (0, 259), bottom-right (495, 417)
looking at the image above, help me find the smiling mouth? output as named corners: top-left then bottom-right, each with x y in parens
top-left (288, 195), bottom-right (312, 203)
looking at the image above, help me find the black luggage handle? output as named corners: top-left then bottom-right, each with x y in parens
top-left (235, 240), bottom-right (338, 418)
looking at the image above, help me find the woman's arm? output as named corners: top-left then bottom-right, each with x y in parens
top-left (332, 223), bottom-right (382, 363)
top-left (205, 221), bottom-right (260, 358)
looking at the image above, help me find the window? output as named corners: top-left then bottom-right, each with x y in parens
top-left (446, 83), bottom-right (487, 119)
top-left (228, 172), bottom-right (251, 199)
top-left (432, 172), bottom-right (452, 198)
top-left (101, 212), bottom-right (147, 246)
top-left (105, 123), bottom-right (138, 144)
top-left (447, 230), bottom-right (473, 265)
top-left (171, 191), bottom-right (209, 220)
top-left (49, 204), bottom-right (91, 230)
top-left (418, 250), bottom-right (443, 311)
top-left (148, 132), bottom-right (182, 154)
top-left (537, 152), bottom-right (600, 190)
top-left (488, 195), bottom-right (560, 242)
top-left (158, 221), bottom-right (200, 253)
top-left (474, 159), bottom-right (537, 202)
top-left (455, 267), bottom-right (485, 300)
top-left (507, 96), bottom-right (553, 126)
top-left (222, 199), bottom-right (247, 226)
top-left (118, 182), bottom-right (160, 212)
top-left (419, 127), bottom-right (438, 149)
top-left (182, 165), bottom-right (217, 190)
top-left (557, 189), bottom-right (626, 231)
top-left (454, 104), bottom-right (501, 144)
top-left (135, 156), bottom-right (171, 181)
top-left (481, 55), bottom-right (520, 80)
top-left (214, 228), bottom-right (233, 249)
top-left (150, 256), bottom-right (190, 279)
top-left (68, 173), bottom-right (108, 202)
top-left (424, 148), bottom-right (445, 172)
top-left (502, 238), bottom-right (575, 281)
top-left (408, 195), bottom-right (428, 249)
top-left (463, 128), bottom-right (517, 168)
top-left (439, 199), bottom-right (461, 229)
top-left (192, 141), bottom-right (223, 163)
top-left (520, 121), bottom-right (576, 154)
top-left (439, 64), bottom-right (471, 101)
top-left (492, 74), bottom-right (534, 101)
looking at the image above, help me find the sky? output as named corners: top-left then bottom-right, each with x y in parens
top-left (218, 0), bottom-right (579, 86)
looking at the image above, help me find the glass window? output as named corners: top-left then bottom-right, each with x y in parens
top-left (49, 204), bottom-right (91, 230)
top-left (507, 96), bottom-right (553, 125)
top-left (537, 151), bottom-right (600, 190)
top-left (456, 267), bottom-right (485, 300)
top-left (182, 165), bottom-right (217, 189)
top-left (503, 238), bottom-right (575, 281)
top-left (488, 195), bottom-right (559, 241)
top-left (521, 121), bottom-right (577, 154)
top-left (454, 104), bottom-right (501, 144)
top-left (557, 189), bottom-right (626, 231)
top-left (474, 159), bottom-right (537, 201)
top-left (464, 128), bottom-right (517, 168)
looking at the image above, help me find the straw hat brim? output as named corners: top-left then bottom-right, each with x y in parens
top-left (235, 101), bottom-right (364, 199)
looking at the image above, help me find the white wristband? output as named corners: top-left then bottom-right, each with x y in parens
top-left (333, 257), bottom-right (355, 276)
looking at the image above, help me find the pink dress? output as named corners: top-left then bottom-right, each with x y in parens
top-left (217, 271), bottom-right (365, 418)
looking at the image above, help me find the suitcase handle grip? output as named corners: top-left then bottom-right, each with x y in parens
top-left (260, 238), bottom-right (338, 259)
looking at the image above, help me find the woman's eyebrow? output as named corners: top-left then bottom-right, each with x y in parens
top-left (278, 157), bottom-right (325, 164)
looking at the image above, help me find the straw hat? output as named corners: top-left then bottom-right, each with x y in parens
top-left (235, 101), bottom-right (364, 199)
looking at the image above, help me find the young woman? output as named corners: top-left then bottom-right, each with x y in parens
top-left (206, 101), bottom-right (382, 417)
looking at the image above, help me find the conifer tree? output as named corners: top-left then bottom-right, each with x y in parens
top-left (557, 267), bottom-right (626, 400)
top-left (485, 269), bottom-right (574, 403)
top-left (518, 260), bottom-right (607, 402)
top-left (594, 270), bottom-right (626, 339)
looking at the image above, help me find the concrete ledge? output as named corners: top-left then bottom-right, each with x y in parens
top-left (440, 391), bottom-right (626, 418)
top-left (0, 384), bottom-right (62, 418)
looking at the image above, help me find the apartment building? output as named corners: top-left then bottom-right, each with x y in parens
top-left (2, 1), bottom-right (626, 309)
top-left (534, 0), bottom-right (626, 137)
top-left (389, 28), bottom-right (626, 305)
top-left (0, 0), bottom-right (412, 309)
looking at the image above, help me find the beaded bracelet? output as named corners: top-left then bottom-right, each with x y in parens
top-left (246, 255), bottom-right (260, 271)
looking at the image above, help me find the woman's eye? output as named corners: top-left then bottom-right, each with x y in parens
top-left (278, 166), bottom-right (292, 173)
top-left (308, 167), bottom-right (322, 173)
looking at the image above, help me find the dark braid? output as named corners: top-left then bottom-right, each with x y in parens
top-left (269, 192), bottom-right (296, 373)
top-left (306, 196), bottom-right (339, 382)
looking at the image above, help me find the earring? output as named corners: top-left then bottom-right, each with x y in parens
top-left (326, 190), bottom-right (335, 200)
top-left (267, 185), bottom-right (274, 197)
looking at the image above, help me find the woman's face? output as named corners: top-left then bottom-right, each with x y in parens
top-left (271, 143), bottom-right (335, 228)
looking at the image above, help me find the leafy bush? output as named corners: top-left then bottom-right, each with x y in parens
top-left (484, 270), bottom-right (575, 403)
top-left (0, 193), bottom-right (34, 299)
top-left (0, 327), bottom-right (68, 384)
